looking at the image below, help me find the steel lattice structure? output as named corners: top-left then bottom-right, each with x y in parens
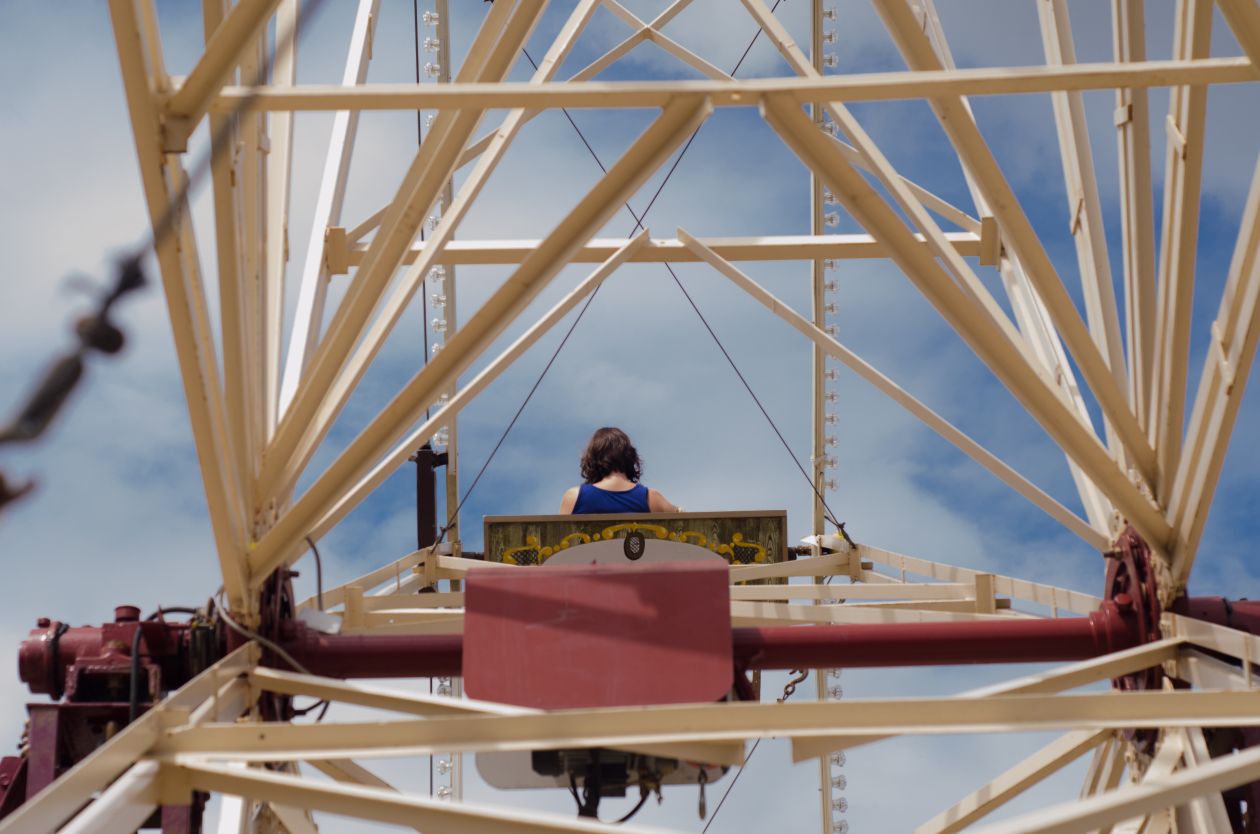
top-left (4, 0), bottom-right (1260, 832)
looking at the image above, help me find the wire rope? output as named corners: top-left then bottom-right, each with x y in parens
top-left (437, 0), bottom-right (842, 536)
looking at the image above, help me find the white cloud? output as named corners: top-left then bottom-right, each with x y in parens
top-left (0, 2), bottom-right (1256, 831)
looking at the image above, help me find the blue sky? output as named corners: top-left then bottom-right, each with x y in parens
top-left (0, 1), bottom-right (1257, 831)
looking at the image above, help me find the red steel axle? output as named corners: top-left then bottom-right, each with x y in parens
top-left (18, 595), bottom-right (1152, 691)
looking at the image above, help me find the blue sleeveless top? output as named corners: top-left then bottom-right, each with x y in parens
top-left (573, 483), bottom-right (651, 514)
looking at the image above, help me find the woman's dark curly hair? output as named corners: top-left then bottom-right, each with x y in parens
top-left (580, 427), bottom-right (642, 483)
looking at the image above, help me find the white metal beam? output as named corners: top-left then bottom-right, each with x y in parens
top-left (247, 96), bottom-right (712, 584)
top-left (304, 232), bottom-right (649, 545)
top-left (1167, 155), bottom-right (1260, 586)
top-left (1038, 0), bottom-right (1129, 465)
top-left (211, 57), bottom-right (1257, 112)
top-left (0, 645), bottom-right (257, 834)
top-left (680, 229), bottom-right (1106, 550)
top-left (913, 730), bottom-right (1109, 834)
top-left (160, 690), bottom-right (1260, 761)
top-left (180, 762), bottom-right (678, 834)
top-left (1151, 0), bottom-right (1214, 499)
top-left (1113, 0), bottom-right (1159, 431)
top-left (873, 0), bottom-right (1157, 489)
top-left (260, 0), bottom-right (543, 506)
top-left (278, 0), bottom-right (381, 416)
top-left (967, 740), bottom-right (1260, 834)
top-left (761, 91), bottom-right (1168, 547)
top-left (108, 0), bottom-right (250, 609)
top-left (56, 761), bottom-right (159, 834)
top-left (165, 0), bottom-right (283, 139)
top-left (272, 0), bottom-right (605, 503)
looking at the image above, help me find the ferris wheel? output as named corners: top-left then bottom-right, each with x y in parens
top-left (2, 0), bottom-right (1260, 832)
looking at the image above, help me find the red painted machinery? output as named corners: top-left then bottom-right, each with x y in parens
top-left (5, 528), bottom-right (1260, 829)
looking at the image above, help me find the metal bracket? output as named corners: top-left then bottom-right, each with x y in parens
top-left (1211, 320), bottom-right (1236, 394)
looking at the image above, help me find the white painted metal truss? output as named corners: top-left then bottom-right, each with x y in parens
top-left (10, 0), bottom-right (1260, 831)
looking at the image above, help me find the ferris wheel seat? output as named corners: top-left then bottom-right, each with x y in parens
top-left (463, 561), bottom-right (732, 710)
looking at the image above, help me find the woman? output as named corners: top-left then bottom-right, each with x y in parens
top-left (559, 427), bottom-right (679, 514)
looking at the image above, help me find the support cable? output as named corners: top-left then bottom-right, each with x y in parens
top-left (433, 0), bottom-right (845, 540)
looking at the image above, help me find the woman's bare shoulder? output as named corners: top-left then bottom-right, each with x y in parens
top-left (647, 487), bottom-right (679, 513)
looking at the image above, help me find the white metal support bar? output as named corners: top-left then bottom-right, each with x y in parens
top-left (236, 28), bottom-right (269, 516)
top-left (920, 0), bottom-right (1114, 534)
top-left (912, 730), bottom-right (1109, 834)
top-left (180, 762), bottom-right (676, 834)
top-left (1215, 0), bottom-right (1260, 74)
top-left (247, 97), bottom-right (712, 583)
top-left (1037, 0), bottom-right (1129, 465)
top-left (679, 230), bottom-right (1107, 549)
top-left (967, 740), bottom-right (1260, 834)
top-left (201, 0), bottom-right (252, 520)
top-left (212, 58), bottom-right (1255, 113)
top-left (1113, 0), bottom-right (1159, 432)
top-left (272, 0), bottom-right (604, 504)
top-left (1167, 154), bottom-right (1260, 586)
top-left (165, 0), bottom-right (283, 144)
top-left (56, 761), bottom-right (160, 834)
top-left (260, 0), bottom-right (542, 504)
top-left (263, 0), bottom-right (298, 441)
top-left (278, 0), bottom-right (381, 415)
top-left (305, 232), bottom-right (650, 545)
top-left (0, 645), bottom-right (257, 834)
top-left (1151, 0), bottom-right (1213, 500)
top-left (872, 0), bottom-right (1157, 488)
top-left (760, 92), bottom-right (1169, 547)
top-left (108, 0), bottom-right (250, 611)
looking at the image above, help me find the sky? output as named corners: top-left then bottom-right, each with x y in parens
top-left (0, 1), bottom-right (1257, 832)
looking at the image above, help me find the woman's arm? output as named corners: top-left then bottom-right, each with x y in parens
top-left (648, 488), bottom-right (679, 513)
top-left (559, 486), bottom-right (579, 514)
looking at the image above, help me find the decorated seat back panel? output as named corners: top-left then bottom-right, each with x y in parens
top-left (483, 510), bottom-right (787, 567)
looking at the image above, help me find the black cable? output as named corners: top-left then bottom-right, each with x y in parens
top-left (700, 739), bottom-right (760, 834)
top-left (138, 0), bottom-right (333, 267)
top-left (615, 788), bottom-right (650, 824)
top-left (146, 606), bottom-right (200, 620)
top-left (519, 2), bottom-right (844, 530)
top-left (305, 535), bottom-right (325, 611)
top-left (434, 3), bottom-right (794, 534)
top-left (436, 281), bottom-right (605, 545)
